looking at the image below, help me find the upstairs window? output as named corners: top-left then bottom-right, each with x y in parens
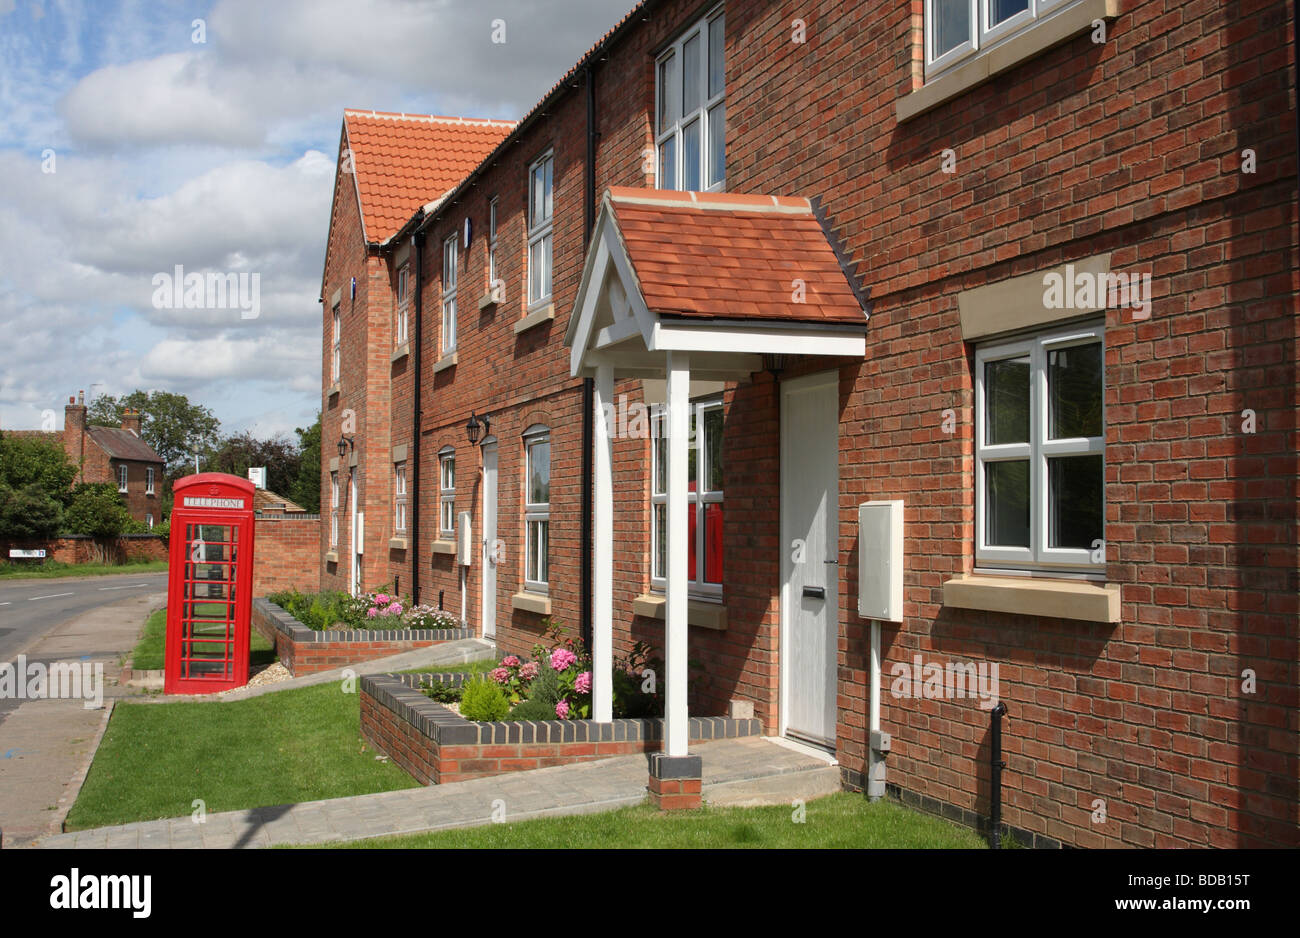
top-left (926, 0), bottom-right (1081, 78)
top-left (439, 447), bottom-right (456, 536)
top-left (441, 236), bottom-right (458, 355)
top-left (975, 322), bottom-right (1105, 572)
top-left (527, 151), bottom-right (553, 307)
top-left (118, 464), bottom-right (129, 493)
top-left (488, 197), bottom-right (500, 297)
top-left (331, 302), bottom-right (341, 383)
top-left (656, 7), bottom-right (725, 192)
top-left (146, 467), bottom-right (155, 495)
top-left (395, 264), bottom-right (410, 348)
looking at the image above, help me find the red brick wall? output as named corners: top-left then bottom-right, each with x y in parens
top-left (0, 534), bottom-right (166, 567)
top-left (252, 516), bottom-right (321, 595)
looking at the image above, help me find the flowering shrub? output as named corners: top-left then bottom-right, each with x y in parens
top-left (269, 587), bottom-right (461, 631)
top-left (489, 655), bottom-right (536, 704)
top-left (404, 604), bottom-right (461, 631)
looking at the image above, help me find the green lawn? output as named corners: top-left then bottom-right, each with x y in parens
top-left (305, 792), bottom-right (987, 849)
top-left (0, 559), bottom-right (167, 579)
top-left (65, 682), bottom-right (417, 831)
top-left (397, 659), bottom-right (496, 676)
top-left (130, 606), bottom-right (276, 671)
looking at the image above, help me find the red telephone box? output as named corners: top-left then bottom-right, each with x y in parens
top-left (164, 473), bottom-right (257, 694)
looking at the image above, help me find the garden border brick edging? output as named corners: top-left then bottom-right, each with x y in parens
top-left (360, 671), bottom-right (764, 785)
top-left (252, 598), bottom-right (473, 676)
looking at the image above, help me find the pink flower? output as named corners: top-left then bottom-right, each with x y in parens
top-left (366, 608), bottom-right (378, 618)
top-left (575, 671), bottom-right (592, 694)
top-left (555, 699), bottom-right (570, 719)
top-left (502, 655), bottom-right (520, 667)
top-left (388, 603), bottom-right (403, 616)
top-left (490, 667), bottom-right (510, 684)
top-left (550, 647), bottom-right (577, 672)
top-left (519, 662), bottom-right (539, 681)
top-left (375, 594), bottom-right (390, 605)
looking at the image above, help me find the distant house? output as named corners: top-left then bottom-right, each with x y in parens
top-left (62, 391), bottom-right (165, 527)
top-left (253, 488), bottom-right (308, 517)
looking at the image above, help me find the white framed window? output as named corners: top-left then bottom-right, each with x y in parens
top-left (527, 151), bottom-right (553, 307)
top-left (650, 397), bottom-right (724, 598)
top-left (330, 470), bottom-right (340, 548)
top-left (146, 467), bottom-right (155, 495)
top-left (487, 197), bottom-right (500, 297)
top-left (395, 264), bottom-right (410, 348)
top-left (523, 426), bottom-right (550, 593)
top-left (441, 236), bottom-right (457, 355)
top-left (975, 321), bottom-right (1105, 573)
top-left (146, 513), bottom-right (154, 529)
top-left (656, 6), bottom-right (725, 192)
top-left (394, 461), bottom-right (408, 534)
top-left (331, 302), bottom-right (341, 383)
top-left (439, 447), bottom-right (456, 536)
top-left (118, 464), bottom-right (128, 493)
top-left (925, 0), bottom-right (1083, 79)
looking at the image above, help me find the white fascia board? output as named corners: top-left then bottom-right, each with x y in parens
top-left (650, 322), bottom-right (866, 357)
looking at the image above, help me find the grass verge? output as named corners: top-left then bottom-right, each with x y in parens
top-left (129, 607), bottom-right (276, 671)
top-left (397, 659), bottom-right (496, 676)
top-left (299, 793), bottom-right (988, 849)
top-left (65, 682), bottom-right (418, 831)
top-left (0, 559), bottom-right (167, 580)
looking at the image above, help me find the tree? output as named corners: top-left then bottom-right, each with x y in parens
top-left (0, 432), bottom-right (78, 506)
top-left (203, 432), bottom-right (301, 497)
top-left (289, 413), bottom-right (322, 513)
top-left (86, 390), bottom-right (220, 474)
top-left (63, 483), bottom-right (132, 538)
top-left (0, 483), bottom-right (63, 539)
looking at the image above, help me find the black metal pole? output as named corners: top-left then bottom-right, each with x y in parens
top-left (990, 701), bottom-right (1008, 849)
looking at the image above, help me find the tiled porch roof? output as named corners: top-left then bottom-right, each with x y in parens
top-left (343, 110), bottom-right (515, 244)
top-left (605, 187), bottom-right (867, 324)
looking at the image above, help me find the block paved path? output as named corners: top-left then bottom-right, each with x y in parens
top-left (38, 736), bottom-right (837, 848)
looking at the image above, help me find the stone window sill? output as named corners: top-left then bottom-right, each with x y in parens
top-left (431, 539), bottom-right (457, 555)
top-left (511, 591), bottom-right (551, 615)
top-left (391, 344), bottom-right (409, 362)
top-left (896, 0), bottom-right (1119, 123)
top-left (942, 574), bottom-right (1120, 623)
top-left (388, 537), bottom-right (408, 550)
top-left (478, 290), bottom-right (503, 310)
top-left (325, 551), bottom-right (338, 564)
top-left (632, 593), bottom-right (727, 631)
top-left (433, 352), bottom-right (458, 373)
top-left (513, 303), bottom-right (555, 334)
top-left (327, 382), bottom-right (341, 396)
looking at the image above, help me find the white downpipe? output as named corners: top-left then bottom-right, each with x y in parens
top-left (868, 618), bottom-right (885, 800)
top-left (460, 566), bottom-right (467, 624)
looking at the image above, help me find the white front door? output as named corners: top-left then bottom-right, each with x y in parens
top-left (481, 439), bottom-right (498, 639)
top-left (780, 371), bottom-right (840, 750)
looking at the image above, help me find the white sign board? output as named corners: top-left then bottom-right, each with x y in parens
top-left (9, 549), bottom-right (47, 558)
top-left (182, 497), bottom-right (247, 510)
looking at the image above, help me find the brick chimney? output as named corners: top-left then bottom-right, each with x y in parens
top-left (121, 407), bottom-right (142, 436)
top-left (64, 391), bottom-right (87, 482)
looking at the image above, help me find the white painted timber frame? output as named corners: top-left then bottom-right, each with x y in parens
top-left (566, 190), bottom-right (868, 758)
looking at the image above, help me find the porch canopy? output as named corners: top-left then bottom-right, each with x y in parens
top-left (565, 186), bottom-right (869, 756)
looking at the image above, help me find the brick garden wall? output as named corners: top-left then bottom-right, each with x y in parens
top-left (252, 516), bottom-right (321, 596)
top-left (0, 534), bottom-right (166, 567)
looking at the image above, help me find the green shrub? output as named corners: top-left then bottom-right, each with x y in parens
top-left (421, 680), bottom-right (462, 704)
top-left (508, 697), bottom-right (557, 721)
top-left (459, 677), bottom-right (510, 721)
top-left (528, 665), bottom-right (561, 708)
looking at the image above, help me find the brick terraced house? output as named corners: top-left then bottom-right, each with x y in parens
top-left (321, 0), bottom-right (1298, 846)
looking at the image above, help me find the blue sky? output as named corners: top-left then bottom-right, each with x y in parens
top-left (0, 0), bottom-right (634, 441)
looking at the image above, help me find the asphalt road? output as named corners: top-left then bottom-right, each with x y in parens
top-left (0, 572), bottom-right (169, 664)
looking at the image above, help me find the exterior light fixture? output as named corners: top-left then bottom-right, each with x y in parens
top-left (337, 434), bottom-right (355, 460)
top-left (465, 412), bottom-right (490, 446)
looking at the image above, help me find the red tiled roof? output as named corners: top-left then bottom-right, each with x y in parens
top-left (85, 426), bottom-right (164, 463)
top-left (604, 187), bottom-right (867, 324)
top-left (253, 488), bottom-right (307, 513)
top-left (343, 110), bottom-right (515, 244)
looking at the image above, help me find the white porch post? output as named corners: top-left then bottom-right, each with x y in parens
top-left (592, 363), bottom-right (614, 722)
top-left (665, 351), bottom-right (690, 757)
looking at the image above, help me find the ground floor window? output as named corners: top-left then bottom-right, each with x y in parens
top-left (394, 461), bottom-right (408, 535)
top-left (974, 321), bottom-right (1104, 572)
top-left (439, 447), bottom-right (455, 536)
top-left (329, 471), bottom-right (340, 548)
top-left (524, 426), bottom-right (550, 592)
top-left (651, 397), bottom-right (724, 597)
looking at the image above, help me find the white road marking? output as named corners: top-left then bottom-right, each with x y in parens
top-left (28, 592), bottom-right (74, 601)
top-left (99, 585), bottom-right (132, 591)
top-left (0, 601), bottom-right (9, 606)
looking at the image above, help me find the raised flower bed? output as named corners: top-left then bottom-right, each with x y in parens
top-left (251, 597), bottom-right (473, 676)
top-left (360, 672), bottom-right (763, 785)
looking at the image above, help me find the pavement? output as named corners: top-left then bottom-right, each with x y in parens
top-left (38, 736), bottom-right (840, 849)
